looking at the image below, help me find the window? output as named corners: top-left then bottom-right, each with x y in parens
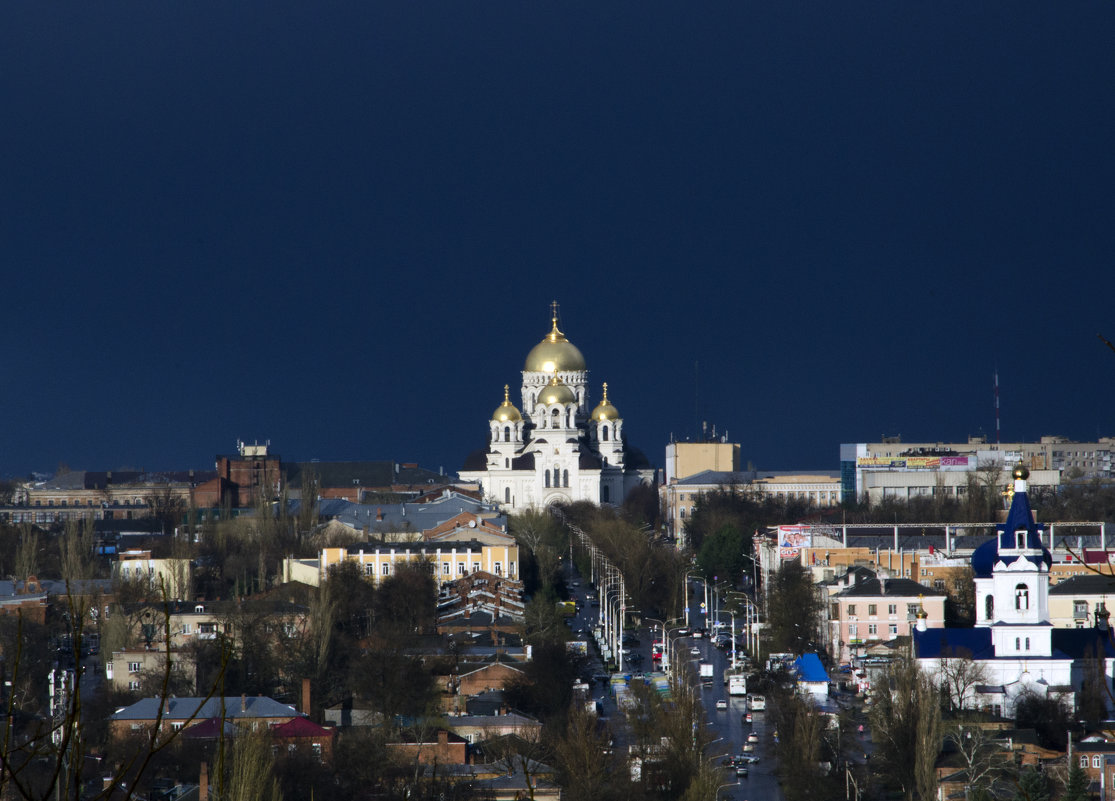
top-left (364, 564), bottom-right (374, 576)
top-left (171, 722), bottom-right (184, 732)
top-left (889, 624), bottom-right (898, 636)
top-left (458, 563), bottom-right (466, 575)
top-left (868, 604), bottom-right (877, 616)
top-left (494, 562), bottom-right (502, 576)
top-left (679, 508), bottom-right (686, 519)
top-left (442, 562), bottom-right (450, 575)
top-left (934, 579), bottom-right (945, 590)
top-left (505, 488), bottom-right (510, 503)
top-left (985, 595), bottom-right (994, 620)
top-left (128, 662), bottom-right (141, 673)
top-left (867, 624), bottom-right (877, 636)
top-left (1015, 584), bottom-right (1029, 611)
top-left (1079, 756), bottom-right (1088, 768)
top-left (503, 426), bottom-right (510, 441)
top-left (1025, 637), bottom-right (1030, 650)
top-left (382, 563), bottom-right (390, 576)
top-left (180, 623), bottom-right (191, 635)
top-left (545, 471), bottom-right (550, 488)
top-left (847, 604), bottom-right (856, 616)
top-left (199, 623), bottom-right (216, 635)
top-left (887, 604), bottom-right (897, 616)
top-left (1094, 756), bottom-right (1102, 769)
top-left (472, 562), bottom-right (480, 573)
top-left (848, 624), bottom-right (857, 636)
top-left (563, 469), bottom-right (569, 487)
top-left (906, 604), bottom-right (920, 619)
top-left (1016, 531), bottom-right (1026, 549)
top-left (1015, 638), bottom-right (1021, 651)
top-left (128, 681), bottom-right (140, 691)
top-left (602, 426), bottom-right (609, 441)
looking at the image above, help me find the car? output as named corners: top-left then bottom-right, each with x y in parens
top-left (690, 647), bottom-right (701, 656)
top-left (744, 756), bottom-right (760, 764)
top-left (736, 766), bottom-right (749, 778)
top-left (747, 733), bottom-right (759, 743)
top-left (675, 627), bottom-right (690, 636)
top-left (744, 712), bottom-right (753, 723)
top-left (742, 743), bottom-right (755, 753)
top-left (716, 700), bottom-right (728, 711)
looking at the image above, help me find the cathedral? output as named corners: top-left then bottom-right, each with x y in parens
top-left (459, 305), bottom-right (655, 512)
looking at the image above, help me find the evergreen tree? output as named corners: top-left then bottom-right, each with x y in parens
top-left (1062, 761), bottom-right (1091, 801)
top-left (1012, 766), bottom-right (1049, 801)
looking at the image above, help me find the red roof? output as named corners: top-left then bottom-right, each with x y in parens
top-left (271, 717), bottom-right (332, 738)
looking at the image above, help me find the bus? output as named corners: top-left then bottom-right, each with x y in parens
top-left (749, 694), bottom-right (766, 711)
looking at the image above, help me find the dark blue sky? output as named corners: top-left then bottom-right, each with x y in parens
top-left (3, 2), bottom-right (1114, 478)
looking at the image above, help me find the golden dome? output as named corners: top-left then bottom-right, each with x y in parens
top-left (491, 385), bottom-right (522, 423)
top-left (538, 375), bottom-right (576, 406)
top-left (523, 304), bottom-right (587, 373)
top-left (591, 382), bottom-right (620, 421)
top-left (1013, 464), bottom-right (1030, 480)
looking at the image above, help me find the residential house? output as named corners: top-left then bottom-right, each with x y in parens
top-left (109, 696), bottom-right (300, 740)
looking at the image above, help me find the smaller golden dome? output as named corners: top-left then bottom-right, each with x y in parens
top-left (591, 382), bottom-right (620, 421)
top-left (1013, 464), bottom-right (1030, 480)
top-left (491, 385), bottom-right (522, 423)
top-left (538, 375), bottom-right (576, 406)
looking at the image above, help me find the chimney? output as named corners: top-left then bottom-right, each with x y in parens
top-left (376, 507), bottom-right (383, 522)
top-left (438, 729), bottom-right (449, 762)
top-left (199, 762), bottom-right (208, 801)
top-left (302, 678), bottom-right (311, 717)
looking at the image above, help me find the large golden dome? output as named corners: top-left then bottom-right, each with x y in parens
top-left (538, 375), bottom-right (576, 406)
top-left (491, 385), bottom-right (522, 422)
top-left (591, 383), bottom-right (620, 421)
top-left (523, 307), bottom-right (586, 373)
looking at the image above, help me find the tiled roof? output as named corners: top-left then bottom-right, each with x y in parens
top-left (111, 696), bottom-right (298, 721)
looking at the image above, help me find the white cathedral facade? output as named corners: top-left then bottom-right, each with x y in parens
top-left (459, 306), bottom-right (655, 512)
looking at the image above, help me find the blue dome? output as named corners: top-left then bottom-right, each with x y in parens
top-left (969, 485), bottom-right (1052, 577)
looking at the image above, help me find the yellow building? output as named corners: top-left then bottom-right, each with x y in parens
top-left (284, 534), bottom-right (519, 588)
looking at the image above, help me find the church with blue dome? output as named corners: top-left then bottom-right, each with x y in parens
top-left (914, 465), bottom-right (1115, 717)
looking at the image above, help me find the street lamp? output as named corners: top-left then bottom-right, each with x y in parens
top-left (684, 570), bottom-right (707, 630)
top-left (715, 781), bottom-right (740, 799)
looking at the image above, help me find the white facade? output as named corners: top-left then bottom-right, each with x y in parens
top-left (460, 307), bottom-right (653, 512)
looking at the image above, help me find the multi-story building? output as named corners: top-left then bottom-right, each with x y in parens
top-left (664, 439), bottom-right (739, 484)
top-left (105, 647), bottom-right (198, 693)
top-left (664, 470), bottom-right (841, 545)
top-left (113, 550), bottom-right (192, 599)
top-left (825, 569), bottom-right (947, 665)
top-left (838, 436), bottom-right (1115, 504)
top-left (10, 470), bottom-right (210, 525)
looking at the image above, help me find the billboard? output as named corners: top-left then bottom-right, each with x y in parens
top-left (778, 525), bottom-right (811, 560)
top-left (856, 455), bottom-right (972, 470)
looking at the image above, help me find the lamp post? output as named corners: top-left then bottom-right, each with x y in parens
top-left (715, 781), bottom-right (739, 799)
top-left (684, 570), bottom-right (707, 630)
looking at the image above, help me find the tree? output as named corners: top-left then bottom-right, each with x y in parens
top-left (765, 561), bottom-right (821, 654)
top-left (1012, 766), bottom-right (1050, 801)
top-left (695, 524), bottom-right (748, 587)
top-left (870, 658), bottom-right (942, 801)
top-left (222, 726), bottom-right (283, 801)
top-left (944, 722), bottom-right (1012, 798)
top-left (146, 481), bottom-right (189, 537)
top-left (554, 706), bottom-right (616, 801)
top-left (511, 510), bottom-right (567, 592)
top-left (1062, 761), bottom-right (1090, 801)
top-left (937, 647), bottom-right (990, 712)
top-left (14, 525), bottom-right (40, 581)
top-left (1013, 691), bottom-right (1071, 751)
top-left (1077, 642), bottom-right (1108, 733)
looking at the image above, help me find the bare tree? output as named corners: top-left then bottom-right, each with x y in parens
top-left (870, 658), bottom-right (943, 801)
top-left (944, 722), bottom-right (1012, 797)
top-left (938, 647), bottom-right (990, 712)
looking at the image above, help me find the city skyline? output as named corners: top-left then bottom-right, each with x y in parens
top-left (3, 2), bottom-right (1114, 477)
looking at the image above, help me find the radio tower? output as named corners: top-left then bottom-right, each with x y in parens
top-left (994, 370), bottom-right (1000, 445)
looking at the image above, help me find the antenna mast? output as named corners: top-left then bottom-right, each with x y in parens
top-left (994, 369), bottom-right (1000, 445)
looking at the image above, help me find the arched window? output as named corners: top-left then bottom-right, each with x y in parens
top-left (1015, 583), bottom-right (1029, 611)
top-left (553, 467), bottom-right (560, 487)
top-left (504, 426), bottom-right (510, 441)
top-left (563, 469), bottom-right (569, 487)
top-left (505, 487), bottom-right (510, 503)
top-left (985, 595), bottom-right (994, 620)
top-left (551, 408), bottom-right (561, 428)
top-left (566, 410), bottom-right (572, 427)
top-left (544, 471), bottom-right (550, 488)
top-left (602, 426), bottom-right (609, 441)
top-left (505, 458), bottom-right (509, 468)
top-left (1015, 637), bottom-right (1021, 651)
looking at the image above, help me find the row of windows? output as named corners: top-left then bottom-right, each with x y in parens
top-left (847, 623), bottom-right (898, 637)
top-left (846, 603), bottom-right (919, 617)
top-left (36, 497), bottom-right (148, 507)
top-left (362, 561), bottom-right (511, 578)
